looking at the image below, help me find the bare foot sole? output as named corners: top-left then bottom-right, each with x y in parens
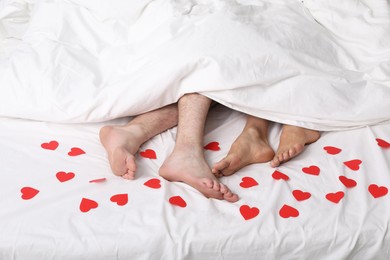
top-left (212, 127), bottom-right (275, 177)
top-left (270, 125), bottom-right (320, 167)
top-left (99, 125), bottom-right (145, 179)
top-left (159, 145), bottom-right (239, 202)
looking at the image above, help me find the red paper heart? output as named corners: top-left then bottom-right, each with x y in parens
top-left (56, 171), bottom-right (75, 183)
top-left (204, 142), bottom-right (221, 151)
top-left (279, 204), bottom-right (299, 218)
top-left (323, 146), bottom-right (342, 155)
top-left (292, 190), bottom-right (311, 201)
top-left (144, 178), bottom-right (161, 189)
top-left (302, 165), bottom-right (320, 176)
top-left (376, 138), bottom-right (390, 148)
top-left (169, 196), bottom-right (187, 207)
top-left (368, 184), bottom-right (388, 198)
top-left (41, 140), bottom-right (59, 150)
top-left (326, 191), bottom-right (344, 203)
top-left (80, 198), bottom-right (98, 213)
top-left (339, 176), bottom-right (357, 188)
top-left (89, 178), bottom-right (107, 183)
top-left (110, 194), bottom-right (128, 206)
top-left (20, 187), bottom-right (40, 200)
top-left (344, 159), bottom-right (362, 171)
top-left (140, 149), bottom-right (157, 159)
top-left (68, 147), bottom-right (85, 156)
top-left (239, 205), bottom-right (260, 220)
top-left (240, 177), bottom-right (259, 188)
top-left (272, 170), bottom-right (289, 181)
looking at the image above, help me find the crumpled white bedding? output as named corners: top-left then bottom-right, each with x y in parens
top-left (0, 106), bottom-right (390, 259)
top-left (1, 0), bottom-right (390, 130)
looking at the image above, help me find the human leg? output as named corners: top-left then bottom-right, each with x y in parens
top-left (270, 124), bottom-right (320, 167)
top-left (99, 104), bottom-right (178, 179)
top-left (212, 115), bottom-right (274, 177)
top-left (159, 93), bottom-right (239, 202)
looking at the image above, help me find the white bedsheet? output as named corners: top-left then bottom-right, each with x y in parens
top-left (0, 106), bottom-right (389, 259)
top-left (1, 0), bottom-right (390, 130)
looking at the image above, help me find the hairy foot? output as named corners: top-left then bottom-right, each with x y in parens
top-left (212, 127), bottom-right (275, 177)
top-left (159, 145), bottom-right (239, 202)
top-left (99, 125), bottom-right (145, 179)
top-left (270, 125), bottom-right (320, 167)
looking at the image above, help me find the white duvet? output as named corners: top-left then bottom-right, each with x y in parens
top-left (0, 0), bottom-right (390, 130)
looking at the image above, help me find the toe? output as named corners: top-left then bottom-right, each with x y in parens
top-left (212, 167), bottom-right (224, 178)
top-left (212, 180), bottom-right (221, 191)
top-left (212, 159), bottom-right (230, 173)
top-left (288, 148), bottom-right (296, 157)
top-left (220, 183), bottom-right (228, 193)
top-left (215, 171), bottom-right (224, 178)
top-left (270, 157), bottom-right (279, 167)
top-left (202, 178), bottom-right (214, 189)
top-left (221, 164), bottom-right (235, 176)
top-left (282, 151), bottom-right (289, 161)
top-left (224, 191), bottom-right (239, 202)
top-left (126, 156), bottom-right (137, 172)
top-left (219, 184), bottom-right (239, 202)
top-left (122, 172), bottom-right (135, 180)
top-left (221, 156), bottom-right (240, 176)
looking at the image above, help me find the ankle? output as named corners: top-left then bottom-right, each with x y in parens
top-left (122, 123), bottom-right (151, 144)
top-left (243, 126), bottom-right (268, 141)
top-left (173, 142), bottom-right (204, 155)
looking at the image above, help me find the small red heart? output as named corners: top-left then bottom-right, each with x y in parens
top-left (80, 198), bottom-right (98, 213)
top-left (376, 138), bottom-right (390, 148)
top-left (169, 196), bottom-right (187, 207)
top-left (239, 205), bottom-right (260, 220)
top-left (344, 159), bottom-right (362, 171)
top-left (339, 176), bottom-right (357, 188)
top-left (110, 194), bottom-right (128, 206)
top-left (144, 178), bottom-right (161, 189)
top-left (323, 146), bottom-right (342, 155)
top-left (279, 204), bottom-right (299, 218)
top-left (20, 187), bottom-right (40, 200)
top-left (56, 171), bottom-right (75, 183)
top-left (68, 147), bottom-right (85, 156)
top-left (41, 140), bottom-right (59, 150)
top-left (89, 178), bottom-right (107, 183)
top-left (240, 177), bottom-right (259, 188)
top-left (272, 170), bottom-right (289, 181)
top-left (140, 149), bottom-right (157, 159)
top-left (204, 142), bottom-right (221, 151)
top-left (302, 165), bottom-right (320, 176)
top-left (292, 190), bottom-right (311, 201)
top-left (326, 191), bottom-right (344, 203)
top-left (368, 184), bottom-right (388, 198)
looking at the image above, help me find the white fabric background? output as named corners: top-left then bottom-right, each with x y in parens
top-left (0, 0), bottom-right (389, 130)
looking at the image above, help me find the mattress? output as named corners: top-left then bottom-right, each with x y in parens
top-left (0, 105), bottom-right (389, 259)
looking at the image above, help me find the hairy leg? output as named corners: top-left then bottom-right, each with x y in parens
top-left (159, 93), bottom-right (239, 202)
top-left (100, 104), bottom-right (178, 179)
top-left (270, 125), bottom-right (320, 167)
top-left (212, 115), bottom-right (274, 177)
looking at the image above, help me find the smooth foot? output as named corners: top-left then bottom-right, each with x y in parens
top-left (270, 125), bottom-right (320, 167)
top-left (212, 127), bottom-right (275, 177)
top-left (99, 125), bottom-right (145, 179)
top-left (159, 145), bottom-right (239, 202)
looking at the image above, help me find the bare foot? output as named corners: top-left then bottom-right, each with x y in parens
top-left (99, 125), bottom-right (146, 179)
top-left (212, 127), bottom-right (275, 177)
top-left (159, 145), bottom-right (239, 202)
top-left (270, 125), bottom-right (320, 167)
